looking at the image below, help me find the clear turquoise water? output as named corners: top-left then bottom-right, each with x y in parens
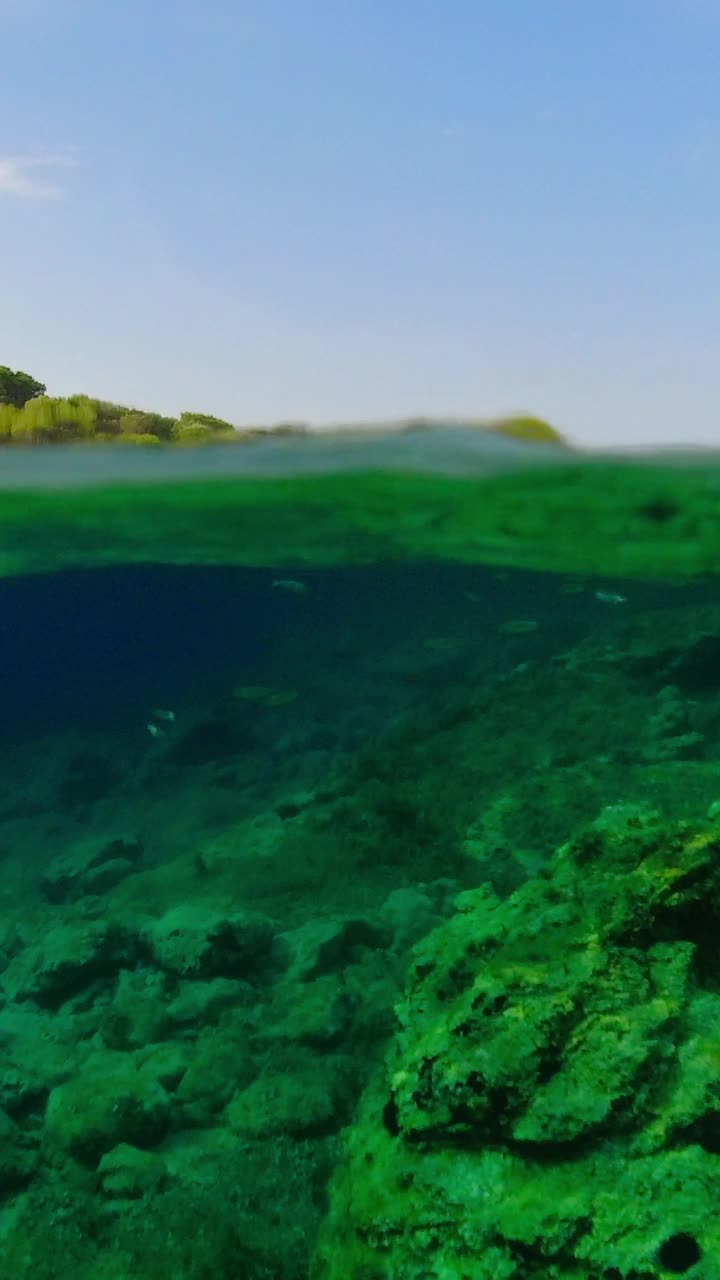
top-left (0, 432), bottom-right (718, 1278)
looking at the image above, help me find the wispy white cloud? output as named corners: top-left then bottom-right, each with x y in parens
top-left (0, 151), bottom-right (78, 200)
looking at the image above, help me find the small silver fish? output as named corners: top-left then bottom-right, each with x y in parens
top-left (272, 578), bottom-right (307, 594)
top-left (594, 591), bottom-right (627, 605)
top-left (152, 707), bottom-right (176, 721)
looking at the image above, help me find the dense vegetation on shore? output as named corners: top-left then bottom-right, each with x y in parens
top-left (0, 366), bottom-right (257, 445)
top-left (0, 364), bottom-right (566, 447)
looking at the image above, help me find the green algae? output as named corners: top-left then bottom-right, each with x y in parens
top-left (313, 810), bottom-right (720, 1278)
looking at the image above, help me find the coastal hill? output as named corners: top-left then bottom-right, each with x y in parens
top-left (0, 364), bottom-right (567, 448)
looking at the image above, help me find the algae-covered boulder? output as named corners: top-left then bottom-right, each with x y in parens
top-left (173, 1021), bottom-right (256, 1125)
top-left (280, 915), bottom-right (391, 982)
top-left (2, 918), bottom-right (147, 1007)
top-left (45, 1050), bottom-right (172, 1166)
top-left (41, 836), bottom-right (144, 903)
top-left (97, 1143), bottom-right (166, 1201)
top-left (226, 1054), bottom-right (347, 1139)
top-left (148, 904), bottom-right (275, 980)
top-left (99, 967), bottom-right (172, 1049)
top-left (257, 974), bottom-right (353, 1050)
top-left (0, 1106), bottom-right (37, 1191)
top-left (166, 975), bottom-right (252, 1028)
top-left (314, 811), bottom-right (720, 1279)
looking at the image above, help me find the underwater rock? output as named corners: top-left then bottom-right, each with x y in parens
top-left (173, 1022), bottom-right (256, 1125)
top-left (2, 919), bottom-right (148, 1008)
top-left (283, 916), bottom-right (390, 981)
top-left (97, 1143), bottom-right (166, 1201)
top-left (378, 885), bottom-right (446, 952)
top-left (641, 685), bottom-right (705, 763)
top-left (642, 731), bottom-right (705, 763)
top-left (0, 1003), bottom-right (89, 1107)
top-left (98, 968), bottom-right (171, 1050)
top-left (0, 1106), bottom-right (37, 1191)
top-left (44, 1050), bottom-right (172, 1166)
top-left (42, 835), bottom-right (144, 903)
top-left (0, 1052), bottom-right (47, 1117)
top-left (147, 903), bottom-right (276, 980)
top-left (0, 919), bottom-right (23, 968)
top-left (313, 812), bottom-right (720, 1278)
top-left (257, 974), bottom-right (353, 1049)
top-left (662, 633), bottom-right (720, 695)
top-left (226, 1055), bottom-right (346, 1139)
top-left (166, 975), bottom-right (253, 1027)
top-left (134, 1041), bottom-right (191, 1095)
top-left (81, 856), bottom-right (138, 896)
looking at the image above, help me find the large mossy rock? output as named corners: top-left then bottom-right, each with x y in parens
top-left (44, 1050), bottom-right (172, 1166)
top-left (313, 810), bottom-right (720, 1279)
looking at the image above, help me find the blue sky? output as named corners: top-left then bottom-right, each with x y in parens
top-left (1, 0), bottom-right (719, 447)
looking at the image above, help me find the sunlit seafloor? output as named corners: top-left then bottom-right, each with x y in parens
top-left (0, 426), bottom-right (719, 1278)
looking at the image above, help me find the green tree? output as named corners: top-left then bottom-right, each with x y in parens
top-left (117, 410), bottom-right (175, 440)
top-left (175, 411), bottom-right (236, 434)
top-left (172, 412), bottom-right (237, 443)
top-left (0, 366), bottom-right (46, 408)
top-left (491, 415), bottom-right (567, 445)
top-left (9, 395), bottom-right (96, 442)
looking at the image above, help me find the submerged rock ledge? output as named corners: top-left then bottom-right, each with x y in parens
top-left (314, 808), bottom-right (720, 1279)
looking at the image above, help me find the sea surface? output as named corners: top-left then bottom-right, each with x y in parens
top-left (1, 427), bottom-right (719, 1279)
